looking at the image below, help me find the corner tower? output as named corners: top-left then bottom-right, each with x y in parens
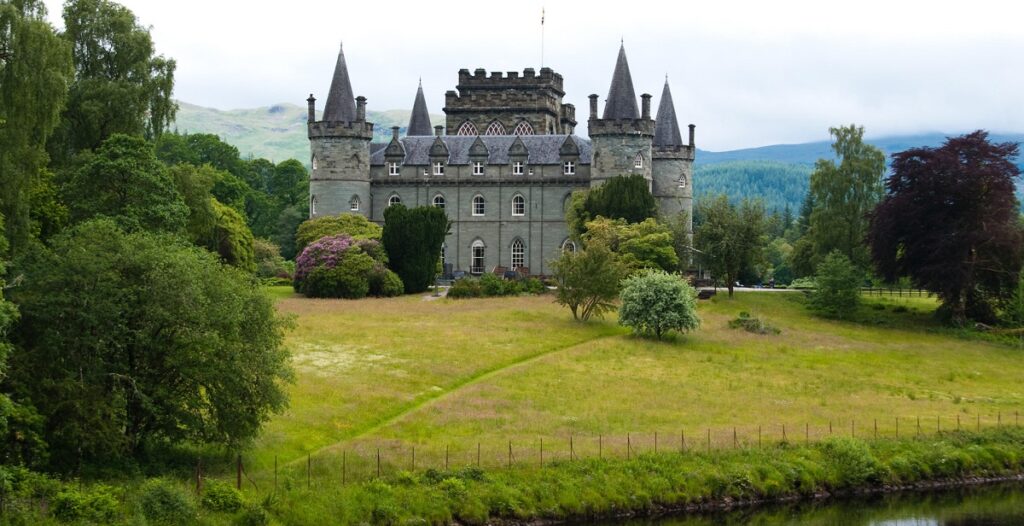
top-left (588, 44), bottom-right (655, 188)
top-left (652, 78), bottom-right (695, 231)
top-left (307, 43), bottom-right (374, 218)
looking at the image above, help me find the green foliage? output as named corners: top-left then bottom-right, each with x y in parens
top-left (618, 269), bottom-right (700, 339)
top-left (201, 480), bottom-right (244, 513)
top-left (52, 484), bottom-right (120, 523)
top-left (301, 250), bottom-right (375, 299)
top-left (209, 198), bottom-right (256, 272)
top-left (694, 194), bottom-right (767, 296)
top-left (728, 311), bottom-right (781, 335)
top-left (382, 204), bottom-right (450, 293)
top-left (167, 163), bottom-right (217, 243)
top-left (564, 190), bottom-right (590, 239)
top-left (583, 217), bottom-right (679, 272)
top-left (446, 278), bottom-right (483, 299)
top-left (296, 213), bottom-right (382, 254)
top-left (254, 238), bottom-right (293, 279)
top-left (8, 220), bottom-right (292, 467)
top-left (139, 478), bottom-right (196, 525)
top-left (1001, 273), bottom-right (1024, 327)
top-left (810, 251), bottom-right (863, 319)
top-left (586, 174), bottom-right (658, 224)
top-left (0, 0), bottom-right (73, 253)
top-left (272, 204), bottom-right (306, 260)
top-left (368, 265), bottom-right (405, 298)
top-left (446, 275), bottom-right (544, 299)
top-left (807, 125), bottom-right (885, 270)
top-left (694, 160), bottom-right (813, 214)
top-left (551, 243), bottom-right (626, 321)
top-left (0, 214), bottom-right (17, 458)
top-left (63, 133), bottom-right (189, 234)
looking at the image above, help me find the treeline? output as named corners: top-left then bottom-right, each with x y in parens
top-left (694, 160), bottom-right (812, 213)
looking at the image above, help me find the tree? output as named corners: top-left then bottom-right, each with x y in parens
top-left (809, 251), bottom-right (862, 319)
top-left (51, 0), bottom-right (176, 160)
top-left (381, 205), bottom-right (450, 293)
top-left (0, 213), bottom-right (17, 450)
top-left (7, 220), bottom-right (292, 467)
top-left (566, 175), bottom-right (658, 239)
top-left (582, 217), bottom-right (678, 272)
top-left (167, 163), bottom-right (217, 244)
top-left (0, 0), bottom-right (73, 253)
top-left (551, 243), bottom-right (626, 321)
top-left (807, 125), bottom-right (885, 269)
top-left (618, 270), bottom-right (700, 339)
top-left (868, 131), bottom-right (1023, 325)
top-left (268, 159), bottom-right (308, 209)
top-left (63, 133), bottom-right (188, 234)
top-left (208, 199), bottom-right (255, 272)
top-left (693, 195), bottom-right (767, 297)
top-left (296, 213), bottom-right (382, 255)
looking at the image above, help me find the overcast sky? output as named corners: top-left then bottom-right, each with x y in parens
top-left (42, 0), bottom-right (1024, 151)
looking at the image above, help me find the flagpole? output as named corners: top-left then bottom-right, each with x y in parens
top-left (541, 7), bottom-right (545, 68)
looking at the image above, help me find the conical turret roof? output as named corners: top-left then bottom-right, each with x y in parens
top-left (602, 43), bottom-right (640, 120)
top-left (653, 79), bottom-right (683, 147)
top-left (322, 43), bottom-right (357, 122)
top-left (407, 80), bottom-right (433, 136)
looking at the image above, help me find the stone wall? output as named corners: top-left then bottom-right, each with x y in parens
top-left (308, 122), bottom-right (373, 218)
top-left (444, 68), bottom-right (576, 135)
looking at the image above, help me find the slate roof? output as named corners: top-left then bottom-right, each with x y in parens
top-left (602, 44), bottom-right (640, 120)
top-left (322, 44), bottom-right (357, 122)
top-left (370, 135), bottom-right (592, 166)
top-left (653, 79), bottom-right (684, 147)
top-left (407, 81), bottom-right (433, 136)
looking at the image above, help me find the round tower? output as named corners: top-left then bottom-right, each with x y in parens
top-left (308, 44), bottom-right (374, 218)
top-left (588, 44), bottom-right (655, 188)
top-left (651, 79), bottom-right (695, 228)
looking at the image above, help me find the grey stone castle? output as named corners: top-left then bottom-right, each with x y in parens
top-left (307, 43), bottom-right (695, 276)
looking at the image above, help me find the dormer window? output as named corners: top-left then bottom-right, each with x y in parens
top-left (634, 153), bottom-right (644, 169)
top-left (433, 162), bottom-right (445, 176)
top-left (388, 162), bottom-right (400, 176)
top-left (563, 161), bottom-right (576, 175)
top-left (473, 162), bottom-right (485, 176)
top-left (512, 161), bottom-right (525, 176)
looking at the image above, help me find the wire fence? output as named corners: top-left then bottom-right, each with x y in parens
top-left (210, 410), bottom-right (1022, 492)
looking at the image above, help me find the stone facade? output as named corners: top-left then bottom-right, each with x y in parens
top-left (307, 44), bottom-right (696, 276)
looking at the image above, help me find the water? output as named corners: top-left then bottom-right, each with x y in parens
top-left (608, 482), bottom-right (1024, 526)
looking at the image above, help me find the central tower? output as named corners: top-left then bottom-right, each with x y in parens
top-left (443, 67), bottom-right (576, 136)
top-left (588, 44), bottom-right (655, 188)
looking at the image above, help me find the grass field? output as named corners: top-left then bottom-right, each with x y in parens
top-left (242, 287), bottom-right (1024, 486)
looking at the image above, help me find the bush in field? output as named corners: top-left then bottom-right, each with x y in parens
top-left (139, 479), bottom-right (196, 525)
top-left (52, 485), bottom-right (120, 523)
top-left (254, 238), bottom-right (293, 279)
top-left (200, 480), bottom-right (243, 512)
top-left (294, 234), bottom-right (387, 299)
top-left (447, 278), bottom-right (483, 299)
top-left (618, 270), bottom-right (700, 339)
top-left (295, 213), bottom-right (382, 254)
top-left (728, 312), bottom-right (781, 335)
top-left (810, 251), bottom-right (862, 319)
top-left (368, 264), bottom-right (404, 297)
top-left (552, 243), bottom-right (626, 321)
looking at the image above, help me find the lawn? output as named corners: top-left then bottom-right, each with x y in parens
top-left (247, 287), bottom-right (1024, 485)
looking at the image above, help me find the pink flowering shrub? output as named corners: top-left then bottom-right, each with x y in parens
top-left (293, 234), bottom-right (402, 298)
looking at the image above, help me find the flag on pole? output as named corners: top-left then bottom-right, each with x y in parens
top-left (542, 7), bottom-right (545, 25)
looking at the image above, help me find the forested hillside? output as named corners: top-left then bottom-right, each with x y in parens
top-left (694, 160), bottom-right (812, 212)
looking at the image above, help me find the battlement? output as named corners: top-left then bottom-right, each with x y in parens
top-left (456, 67), bottom-right (563, 92)
top-left (653, 144), bottom-right (696, 161)
top-left (308, 120), bottom-right (374, 140)
top-left (587, 117), bottom-right (655, 137)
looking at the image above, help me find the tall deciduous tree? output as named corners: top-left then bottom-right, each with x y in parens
top-left (694, 195), bottom-right (767, 297)
top-left (51, 0), bottom-right (176, 161)
top-left (381, 204), bottom-right (450, 293)
top-left (807, 125), bottom-right (885, 269)
top-left (0, 0), bottom-right (73, 253)
top-left (868, 131), bottom-right (1023, 325)
top-left (8, 220), bottom-right (292, 467)
top-left (567, 175), bottom-right (658, 239)
top-left (551, 242), bottom-right (626, 321)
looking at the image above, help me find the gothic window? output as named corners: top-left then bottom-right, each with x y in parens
top-left (388, 194), bottom-right (402, 207)
top-left (484, 120), bottom-right (506, 136)
top-left (563, 161), bottom-right (576, 175)
top-left (561, 239), bottom-right (577, 253)
top-left (472, 194), bottom-right (485, 216)
top-left (511, 239), bottom-right (525, 269)
top-left (512, 120), bottom-right (534, 136)
top-left (471, 240), bottom-right (485, 274)
top-left (472, 161), bottom-right (485, 176)
top-left (311, 156), bottom-right (318, 171)
top-left (388, 162), bottom-right (400, 176)
top-left (456, 121), bottom-right (478, 136)
top-left (432, 162), bottom-right (445, 176)
top-left (433, 194), bottom-right (446, 209)
top-left (511, 194), bottom-right (525, 216)
top-left (512, 161), bottom-right (525, 176)
top-left (348, 195), bottom-right (359, 212)
top-left (310, 195), bottom-right (318, 215)
top-left (678, 175), bottom-right (687, 188)
top-left (634, 152), bottom-right (644, 169)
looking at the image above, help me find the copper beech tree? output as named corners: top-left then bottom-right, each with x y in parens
top-left (868, 131), bottom-right (1023, 325)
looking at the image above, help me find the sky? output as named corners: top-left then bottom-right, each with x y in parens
top-left (42, 0), bottom-right (1024, 151)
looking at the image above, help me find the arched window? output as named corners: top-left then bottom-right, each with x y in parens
top-left (311, 155), bottom-right (318, 171)
top-left (470, 240), bottom-right (485, 274)
top-left (456, 121), bottom-right (478, 136)
top-left (310, 194), bottom-right (318, 216)
top-left (388, 194), bottom-right (402, 207)
top-left (433, 194), bottom-right (446, 209)
top-left (511, 239), bottom-right (525, 269)
top-left (561, 239), bottom-right (577, 253)
top-left (472, 194), bottom-right (485, 216)
top-left (484, 120), bottom-right (506, 136)
top-left (512, 120), bottom-right (534, 136)
top-left (511, 194), bottom-right (525, 216)
top-left (678, 175), bottom-right (687, 188)
top-left (347, 195), bottom-right (359, 212)
top-left (634, 152), bottom-right (644, 169)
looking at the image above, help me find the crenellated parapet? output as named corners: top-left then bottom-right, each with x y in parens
top-left (444, 67), bottom-right (576, 135)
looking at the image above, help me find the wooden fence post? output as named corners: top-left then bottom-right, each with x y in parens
top-left (274, 456), bottom-right (277, 492)
top-left (805, 423), bottom-right (809, 444)
top-left (733, 427), bottom-right (737, 449)
top-left (508, 441), bottom-right (512, 468)
top-left (782, 423), bottom-right (787, 442)
top-left (376, 448), bottom-right (381, 479)
top-left (599, 435), bottom-right (603, 459)
top-left (917, 416), bottom-right (921, 437)
top-left (412, 446), bottom-right (415, 471)
top-left (445, 445), bottom-right (449, 471)
top-left (342, 451), bottom-right (346, 486)
top-left (874, 419), bottom-right (877, 439)
top-left (477, 443), bottom-right (481, 467)
top-left (195, 459), bottom-right (202, 495)
top-left (627, 433), bottom-right (631, 460)
top-left (655, 432), bottom-right (658, 454)
top-left (707, 428), bottom-right (711, 453)
top-left (570, 435), bottom-right (575, 460)
top-left (758, 425), bottom-right (762, 448)
top-left (539, 439), bottom-right (543, 468)
top-left (851, 420), bottom-right (855, 438)
top-left (977, 414), bottom-right (981, 432)
top-left (307, 453), bottom-right (311, 490)
top-left (236, 455), bottom-right (242, 490)
top-left (896, 416), bottom-right (899, 438)
top-left (680, 430), bottom-right (685, 453)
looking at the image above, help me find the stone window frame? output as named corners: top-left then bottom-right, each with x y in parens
top-left (510, 238), bottom-right (526, 269)
top-left (472, 194), bottom-right (486, 216)
top-left (388, 162), bottom-right (400, 176)
top-left (634, 152), bottom-right (644, 169)
top-left (512, 161), bottom-right (525, 176)
top-left (311, 155), bottom-right (318, 171)
top-left (678, 175), bottom-right (687, 188)
top-left (433, 193), bottom-right (446, 209)
top-left (484, 120), bottom-right (506, 136)
top-left (512, 120), bottom-right (535, 136)
top-left (470, 239), bottom-right (486, 274)
top-left (347, 195), bottom-right (358, 212)
top-left (511, 194), bottom-right (526, 216)
top-left (388, 194), bottom-right (402, 207)
top-left (561, 238), bottom-right (577, 253)
top-left (563, 161), bottom-right (576, 175)
top-left (456, 121), bottom-right (479, 136)
top-left (472, 161), bottom-right (485, 176)
top-left (432, 161), bottom-right (445, 176)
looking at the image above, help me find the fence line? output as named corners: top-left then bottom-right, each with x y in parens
top-left (860, 287), bottom-right (931, 298)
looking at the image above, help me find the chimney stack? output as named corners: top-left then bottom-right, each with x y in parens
top-left (588, 94), bottom-right (598, 119)
top-left (355, 96), bottom-right (366, 121)
top-left (641, 94), bottom-right (652, 119)
top-left (688, 124), bottom-right (696, 147)
top-left (434, 125), bottom-right (443, 137)
top-left (306, 94), bottom-right (316, 123)
top-left (391, 126), bottom-right (400, 140)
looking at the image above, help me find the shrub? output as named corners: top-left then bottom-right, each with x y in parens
top-left (382, 204), bottom-right (450, 293)
top-left (788, 277), bottom-right (817, 289)
top-left (295, 214), bottom-right (382, 254)
top-left (201, 480), bottom-right (243, 513)
top-left (810, 251), bottom-right (862, 319)
top-left (294, 234), bottom-right (384, 299)
top-left (619, 270), bottom-right (700, 339)
top-left (552, 243), bottom-right (626, 321)
top-left (235, 503), bottom-right (270, 526)
top-left (368, 265), bottom-right (405, 297)
top-left (52, 485), bottom-right (120, 523)
top-left (447, 278), bottom-right (483, 299)
top-left (523, 277), bottom-right (546, 295)
top-left (480, 273), bottom-right (507, 296)
top-left (139, 478), bottom-right (196, 525)
top-left (209, 199), bottom-right (256, 272)
top-left (254, 238), bottom-right (292, 279)
top-left (728, 312), bottom-right (781, 335)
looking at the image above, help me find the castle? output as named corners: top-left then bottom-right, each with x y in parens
top-left (307, 43), bottom-right (695, 276)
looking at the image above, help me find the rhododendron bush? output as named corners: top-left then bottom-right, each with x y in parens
top-left (293, 235), bottom-right (402, 298)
